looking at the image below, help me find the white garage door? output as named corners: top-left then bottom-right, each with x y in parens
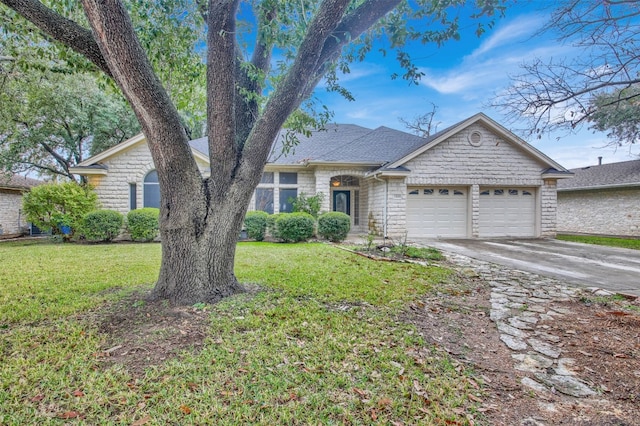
top-left (407, 187), bottom-right (468, 238)
top-left (479, 188), bottom-right (536, 237)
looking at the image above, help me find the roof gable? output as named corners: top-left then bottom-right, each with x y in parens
top-left (385, 113), bottom-right (569, 173)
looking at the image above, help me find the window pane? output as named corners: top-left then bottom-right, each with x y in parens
top-left (409, 189), bottom-right (419, 195)
top-left (144, 170), bottom-right (159, 183)
top-left (494, 189), bottom-right (504, 195)
top-left (144, 183), bottom-right (160, 208)
top-left (424, 189), bottom-right (434, 195)
top-left (523, 190), bottom-right (532, 196)
top-left (509, 189), bottom-right (519, 195)
top-left (480, 190), bottom-right (490, 196)
top-left (280, 189), bottom-right (297, 213)
top-left (454, 190), bottom-right (464, 195)
top-left (260, 172), bottom-right (274, 184)
top-left (439, 189), bottom-right (449, 195)
top-left (129, 183), bottom-right (137, 210)
top-left (279, 172), bottom-right (297, 184)
top-left (255, 188), bottom-right (274, 214)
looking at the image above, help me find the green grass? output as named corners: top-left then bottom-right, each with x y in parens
top-left (556, 234), bottom-right (640, 250)
top-left (0, 240), bottom-right (481, 425)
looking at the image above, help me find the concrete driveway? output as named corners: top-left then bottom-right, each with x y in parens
top-left (416, 238), bottom-right (640, 296)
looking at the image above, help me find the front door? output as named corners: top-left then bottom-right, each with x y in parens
top-left (333, 190), bottom-right (350, 216)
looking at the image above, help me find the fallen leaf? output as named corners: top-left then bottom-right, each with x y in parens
top-left (378, 397), bottom-right (392, 408)
top-left (606, 311), bottom-right (630, 317)
top-left (57, 411), bottom-right (80, 419)
top-left (614, 353), bottom-right (629, 358)
top-left (30, 394), bottom-right (44, 403)
top-left (179, 405), bottom-right (192, 414)
top-left (468, 394), bottom-right (482, 403)
top-left (72, 389), bottom-right (84, 397)
top-left (132, 415), bottom-right (151, 426)
top-left (352, 387), bottom-right (367, 397)
top-left (370, 408), bottom-right (378, 421)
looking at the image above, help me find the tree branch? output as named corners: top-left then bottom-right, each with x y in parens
top-left (0, 0), bottom-right (112, 76)
top-left (207, 0), bottom-right (240, 192)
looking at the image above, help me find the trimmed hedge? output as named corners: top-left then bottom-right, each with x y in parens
top-left (80, 209), bottom-right (123, 242)
top-left (127, 208), bottom-right (160, 242)
top-left (318, 212), bottom-right (351, 242)
top-left (274, 212), bottom-right (315, 243)
top-left (267, 213), bottom-right (285, 240)
top-left (244, 211), bottom-right (269, 241)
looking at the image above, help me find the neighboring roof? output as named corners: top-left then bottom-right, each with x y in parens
top-left (0, 175), bottom-right (43, 191)
top-left (557, 159), bottom-right (640, 191)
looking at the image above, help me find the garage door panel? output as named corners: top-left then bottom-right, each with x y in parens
top-left (407, 187), bottom-right (468, 238)
top-left (479, 187), bottom-right (536, 237)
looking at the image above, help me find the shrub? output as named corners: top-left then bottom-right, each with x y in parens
top-left (291, 192), bottom-right (325, 218)
top-left (318, 212), bottom-right (351, 242)
top-left (274, 212), bottom-right (315, 243)
top-left (22, 182), bottom-right (98, 240)
top-left (127, 208), bottom-right (160, 242)
top-left (267, 213), bottom-right (285, 240)
top-left (244, 211), bottom-right (269, 241)
top-left (80, 210), bottom-right (123, 242)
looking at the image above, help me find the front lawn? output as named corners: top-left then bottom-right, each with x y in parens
top-left (556, 234), bottom-right (640, 250)
top-left (0, 241), bottom-right (481, 425)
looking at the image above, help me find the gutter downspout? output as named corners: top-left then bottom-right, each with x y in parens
top-left (373, 174), bottom-right (388, 240)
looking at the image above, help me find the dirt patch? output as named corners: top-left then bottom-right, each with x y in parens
top-left (406, 269), bottom-right (640, 425)
top-left (82, 291), bottom-right (212, 375)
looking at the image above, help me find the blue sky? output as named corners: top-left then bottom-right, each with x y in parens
top-left (314, 1), bottom-right (639, 170)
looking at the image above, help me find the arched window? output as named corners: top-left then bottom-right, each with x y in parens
top-left (143, 170), bottom-right (161, 208)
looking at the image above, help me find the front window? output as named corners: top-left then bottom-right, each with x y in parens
top-left (143, 170), bottom-right (160, 208)
top-left (255, 188), bottom-right (274, 214)
top-left (280, 189), bottom-right (297, 213)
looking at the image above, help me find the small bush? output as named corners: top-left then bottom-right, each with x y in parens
top-left (127, 208), bottom-right (160, 242)
top-left (274, 212), bottom-right (315, 243)
top-left (22, 182), bottom-right (98, 240)
top-left (318, 212), bottom-right (351, 242)
top-left (80, 210), bottom-right (123, 242)
top-left (267, 213), bottom-right (285, 240)
top-left (244, 211), bottom-right (269, 241)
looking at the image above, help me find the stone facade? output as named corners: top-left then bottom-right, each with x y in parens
top-left (74, 116), bottom-right (566, 239)
top-left (0, 189), bottom-right (26, 235)
top-left (557, 188), bottom-right (640, 237)
top-left (403, 123), bottom-right (559, 238)
top-left (86, 141), bottom-right (209, 215)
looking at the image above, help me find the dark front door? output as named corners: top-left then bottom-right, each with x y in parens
top-left (333, 190), bottom-right (350, 216)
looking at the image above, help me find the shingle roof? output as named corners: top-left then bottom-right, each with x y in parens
top-left (188, 124), bottom-right (431, 166)
top-left (557, 159), bottom-right (640, 190)
top-left (0, 175), bottom-right (43, 190)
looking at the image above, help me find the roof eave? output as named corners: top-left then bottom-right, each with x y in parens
top-left (558, 182), bottom-right (640, 192)
top-left (70, 166), bottom-right (109, 176)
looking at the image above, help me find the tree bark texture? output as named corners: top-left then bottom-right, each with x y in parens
top-left (2, 0), bottom-right (402, 305)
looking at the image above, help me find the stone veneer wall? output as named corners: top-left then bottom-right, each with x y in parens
top-left (557, 188), bottom-right (640, 237)
top-left (87, 141), bottom-right (209, 215)
top-left (0, 189), bottom-right (26, 234)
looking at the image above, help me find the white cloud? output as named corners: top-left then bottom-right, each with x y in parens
top-left (469, 14), bottom-right (547, 58)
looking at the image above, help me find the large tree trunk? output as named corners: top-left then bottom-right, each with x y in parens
top-left (153, 194), bottom-right (247, 305)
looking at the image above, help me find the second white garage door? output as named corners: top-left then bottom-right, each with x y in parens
top-left (478, 188), bottom-right (536, 237)
top-left (407, 187), bottom-right (468, 238)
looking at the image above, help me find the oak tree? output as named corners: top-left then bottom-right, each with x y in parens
top-left (1, 0), bottom-right (506, 304)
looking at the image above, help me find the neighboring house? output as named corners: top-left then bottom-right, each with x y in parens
top-left (71, 113), bottom-right (572, 239)
top-left (557, 159), bottom-right (640, 237)
top-left (0, 175), bottom-right (42, 235)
